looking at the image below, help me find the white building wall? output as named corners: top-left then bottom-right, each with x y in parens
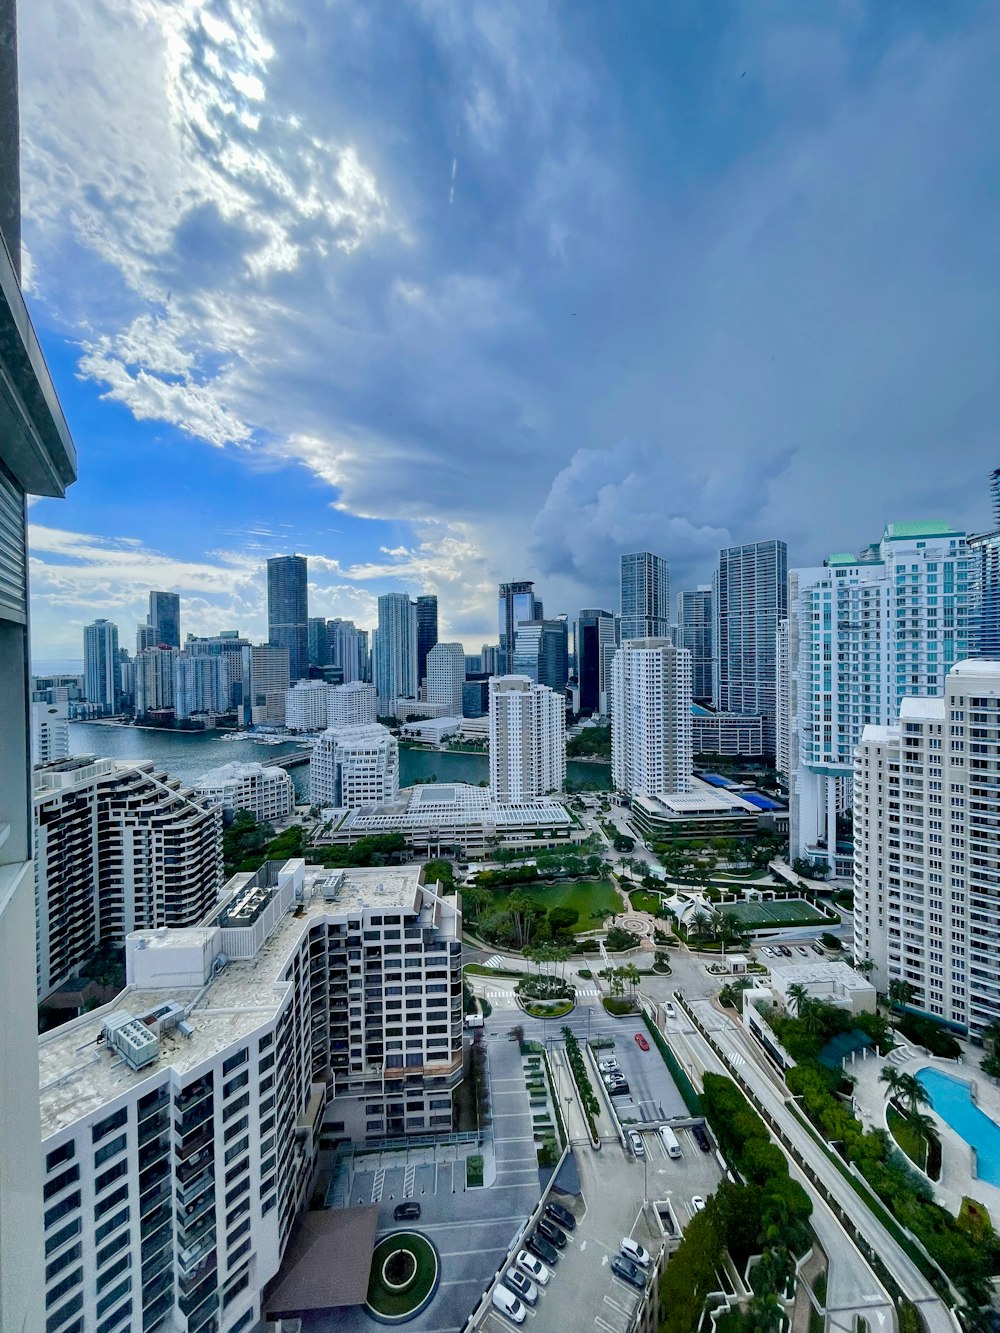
top-left (194, 762), bottom-right (295, 822)
top-left (610, 639), bottom-right (692, 798)
top-left (311, 724), bottom-right (399, 808)
top-left (425, 642), bottom-right (465, 716)
top-left (31, 699), bottom-right (69, 765)
top-left (327, 681), bottom-right (377, 728)
top-left (284, 679), bottom-right (329, 731)
top-left (488, 675), bottom-right (566, 802)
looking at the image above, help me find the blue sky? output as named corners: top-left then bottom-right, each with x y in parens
top-left (21, 0), bottom-right (1000, 661)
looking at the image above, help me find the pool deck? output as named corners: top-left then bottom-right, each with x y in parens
top-left (849, 1043), bottom-right (1000, 1224)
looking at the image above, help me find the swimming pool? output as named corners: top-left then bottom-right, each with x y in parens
top-left (916, 1066), bottom-right (1000, 1187)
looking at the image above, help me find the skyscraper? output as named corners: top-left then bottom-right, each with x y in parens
top-left (373, 592), bottom-right (417, 707)
top-left (576, 609), bottom-right (615, 714)
top-left (677, 587), bottom-right (713, 702)
top-left (610, 639), bottom-right (693, 799)
top-left (415, 594), bottom-right (439, 686)
top-left (498, 580), bottom-right (541, 673)
top-left (134, 644), bottom-right (177, 714)
top-left (968, 467), bottom-right (1000, 658)
top-left (488, 675), bottom-right (566, 801)
top-left (327, 617), bottom-right (369, 683)
top-left (714, 539), bottom-right (787, 756)
top-left (620, 551), bottom-right (670, 641)
top-left (83, 618), bottom-right (121, 713)
top-left (308, 614), bottom-right (329, 667)
top-left (267, 553), bottom-right (309, 681)
top-left (512, 618), bottom-right (569, 691)
top-left (0, 6), bottom-right (78, 1314)
top-left (426, 642), bottom-right (466, 715)
top-left (174, 652), bottom-right (229, 718)
top-left (186, 631), bottom-right (253, 719)
top-left (148, 589), bottom-right (180, 648)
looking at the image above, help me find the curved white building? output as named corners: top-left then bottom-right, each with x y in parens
top-left (195, 760), bottom-right (295, 822)
top-left (311, 724), bottom-right (399, 808)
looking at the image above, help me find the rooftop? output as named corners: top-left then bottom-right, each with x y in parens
top-left (882, 520), bottom-right (963, 540)
top-left (326, 782), bottom-right (572, 833)
top-left (770, 959), bottom-right (875, 993)
top-left (195, 760), bottom-right (288, 784)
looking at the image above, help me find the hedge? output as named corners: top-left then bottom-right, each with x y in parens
top-left (641, 1011), bottom-right (701, 1115)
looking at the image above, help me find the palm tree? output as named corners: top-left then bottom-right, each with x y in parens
top-left (622, 963), bottom-right (641, 999)
top-left (905, 1108), bottom-right (939, 1144)
top-left (879, 1065), bottom-right (903, 1100)
top-left (855, 957), bottom-right (876, 978)
top-left (799, 1001), bottom-right (826, 1038)
top-left (888, 978), bottom-right (916, 1012)
top-left (688, 909), bottom-right (713, 944)
top-left (896, 1072), bottom-right (931, 1116)
top-left (982, 1016), bottom-right (1000, 1055)
top-left (787, 983), bottom-right (810, 1017)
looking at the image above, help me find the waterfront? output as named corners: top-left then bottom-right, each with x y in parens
top-left (68, 724), bottom-right (612, 802)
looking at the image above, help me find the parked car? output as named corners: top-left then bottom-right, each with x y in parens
top-left (634, 1032), bottom-right (650, 1051)
top-left (761, 946), bottom-right (774, 957)
top-left (691, 1125), bottom-right (712, 1154)
top-left (620, 1237), bottom-right (651, 1267)
top-left (798, 945), bottom-right (810, 956)
top-left (609, 1080), bottom-right (631, 1096)
top-left (664, 1001), bottom-right (676, 1018)
top-left (812, 942), bottom-right (824, 955)
top-left (599, 1059), bottom-right (620, 1073)
top-left (545, 1201), bottom-right (576, 1231)
top-left (527, 1233), bottom-right (559, 1267)
top-left (503, 1269), bottom-right (538, 1306)
top-left (779, 945), bottom-right (792, 957)
top-left (492, 1286), bottom-right (526, 1324)
top-left (393, 1201), bottom-right (421, 1221)
top-left (611, 1255), bottom-right (646, 1290)
top-left (515, 1251), bottom-right (550, 1286)
top-left (537, 1218), bottom-right (567, 1249)
top-left (691, 1196), bottom-right (706, 1213)
top-left (628, 1130), bottom-right (645, 1158)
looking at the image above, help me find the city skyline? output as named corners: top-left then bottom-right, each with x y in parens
top-left (20, 2), bottom-right (1000, 661)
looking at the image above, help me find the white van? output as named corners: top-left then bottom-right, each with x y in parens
top-left (658, 1125), bottom-right (682, 1159)
top-left (492, 1286), bottom-right (526, 1324)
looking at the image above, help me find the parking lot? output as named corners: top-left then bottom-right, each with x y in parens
top-left (594, 1025), bottom-right (688, 1125)
top-left (633, 1123), bottom-right (725, 1236)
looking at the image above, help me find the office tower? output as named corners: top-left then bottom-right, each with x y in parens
top-left (136, 621), bottom-right (157, 653)
top-left (310, 723), bottom-right (399, 807)
top-left (789, 523), bottom-right (970, 876)
top-left (464, 653), bottom-right (482, 675)
top-left (373, 592), bottom-right (417, 707)
top-left (148, 589), bottom-right (180, 648)
top-left (481, 643), bottom-right (501, 676)
top-left (775, 618), bottom-right (790, 780)
top-left (620, 551), bottom-right (670, 641)
top-left (186, 632), bottom-right (253, 718)
top-left (326, 617), bottom-right (368, 683)
top-left (853, 660), bottom-right (1000, 1038)
top-left (462, 679), bottom-right (489, 718)
top-left (284, 678), bottom-right (330, 731)
top-left (489, 675), bottom-right (566, 801)
top-left (251, 642), bottom-right (291, 708)
top-left (714, 539), bottom-right (787, 756)
top-left (83, 617), bottom-right (121, 713)
top-left (267, 553), bottom-right (309, 681)
top-left (134, 644), bottom-right (178, 714)
top-left (118, 647), bottom-right (135, 710)
top-left (967, 467), bottom-right (1000, 658)
top-left (415, 594), bottom-right (438, 686)
top-left (426, 642), bottom-right (465, 715)
top-left (33, 756), bottom-right (222, 1000)
top-left (610, 639), bottom-right (693, 799)
top-left (498, 581), bottom-right (541, 674)
top-left (194, 760), bottom-right (294, 822)
top-left (327, 680), bottom-right (378, 728)
top-left (36, 859), bottom-right (462, 1333)
top-left (576, 609), bottom-right (614, 713)
top-left (30, 699), bottom-right (69, 765)
top-left (677, 587), bottom-right (713, 702)
top-left (599, 618), bottom-right (622, 715)
top-left (0, 6), bottom-right (77, 1322)
top-left (175, 651), bottom-right (229, 718)
top-left (513, 617), bottom-right (569, 692)
top-left (307, 615), bottom-right (329, 667)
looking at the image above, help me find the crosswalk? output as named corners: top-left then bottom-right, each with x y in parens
top-left (484, 954), bottom-right (508, 969)
top-left (485, 987), bottom-right (602, 999)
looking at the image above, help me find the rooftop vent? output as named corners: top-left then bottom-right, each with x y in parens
top-left (103, 1010), bottom-right (159, 1070)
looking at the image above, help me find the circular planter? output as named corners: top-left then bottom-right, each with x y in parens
top-left (366, 1233), bottom-right (440, 1324)
top-left (382, 1249), bottom-right (417, 1291)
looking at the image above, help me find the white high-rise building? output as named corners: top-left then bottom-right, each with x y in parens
top-left (853, 660), bottom-right (1000, 1039)
top-left (373, 592), bottom-right (417, 708)
top-left (326, 618), bottom-right (369, 683)
top-left (33, 756), bottom-right (223, 1000)
top-left (195, 761), bottom-right (295, 822)
top-left (775, 618), bottom-right (790, 781)
top-left (175, 651), bottom-right (229, 718)
top-left (327, 679), bottom-right (377, 728)
top-left (426, 642), bottom-right (465, 716)
top-left (488, 675), bottom-right (565, 802)
top-left (610, 639), bottom-right (692, 799)
top-left (284, 678), bottom-right (330, 731)
top-left (620, 552), bottom-right (670, 641)
top-left (36, 860), bottom-right (463, 1333)
top-left (790, 523), bottom-right (971, 877)
top-left (134, 644), bottom-right (178, 714)
top-left (714, 539), bottom-right (787, 756)
top-left (30, 698), bottom-right (69, 765)
top-left (83, 617), bottom-right (120, 713)
top-left (311, 723), bottom-right (400, 808)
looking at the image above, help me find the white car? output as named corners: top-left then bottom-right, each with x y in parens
top-left (492, 1286), bottom-right (526, 1324)
top-left (599, 1059), bottom-right (620, 1073)
top-left (761, 946), bottom-right (774, 957)
top-left (691, 1196), bottom-right (706, 1213)
top-left (664, 1001), bottom-right (676, 1019)
top-left (516, 1250), bottom-right (551, 1286)
top-left (628, 1131), bottom-right (645, 1158)
top-left (620, 1237), bottom-right (652, 1268)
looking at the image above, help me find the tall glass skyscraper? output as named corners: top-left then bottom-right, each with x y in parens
top-left (498, 580), bottom-right (541, 673)
top-left (267, 554), bottom-right (308, 682)
top-left (576, 608), bottom-right (615, 713)
top-left (714, 539), bottom-right (787, 757)
top-left (620, 551), bottom-right (669, 640)
top-left (677, 587), bottom-right (713, 701)
top-left (415, 594), bottom-right (438, 685)
top-left (373, 592), bottom-right (417, 705)
top-left (83, 618), bottom-right (121, 713)
top-left (147, 589), bottom-right (180, 648)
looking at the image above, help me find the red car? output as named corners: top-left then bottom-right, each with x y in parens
top-left (634, 1033), bottom-right (649, 1051)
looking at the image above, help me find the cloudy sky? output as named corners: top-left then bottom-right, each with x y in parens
top-left (21, 0), bottom-right (1000, 664)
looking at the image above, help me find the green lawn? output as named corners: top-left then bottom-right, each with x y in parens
top-left (886, 1104), bottom-right (927, 1171)
top-left (486, 879), bottom-right (623, 924)
top-left (366, 1232), bottom-right (439, 1318)
top-left (721, 897), bottom-right (828, 928)
top-left (629, 889), bottom-right (667, 914)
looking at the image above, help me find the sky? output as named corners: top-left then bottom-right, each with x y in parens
top-left (20, 0), bottom-right (1000, 664)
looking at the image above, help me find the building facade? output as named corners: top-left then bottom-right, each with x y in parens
top-left (84, 618), bottom-right (121, 714)
top-left (415, 594), bottom-right (438, 687)
top-left (135, 645), bottom-right (178, 716)
top-left (488, 675), bottom-right (565, 802)
top-left (677, 587), bottom-right (713, 702)
top-left (194, 761), bottom-right (294, 823)
top-left (853, 660), bottom-right (1000, 1039)
top-left (148, 590), bottom-right (180, 649)
top-left (185, 634), bottom-right (252, 720)
top-left (327, 680), bottom-right (377, 729)
top-left (690, 706), bottom-right (764, 757)
top-left (267, 554), bottom-right (309, 682)
top-left (372, 593), bottom-right (417, 709)
top-left (620, 552), bottom-right (670, 641)
top-left (175, 653), bottom-right (229, 720)
top-left (425, 642), bottom-right (465, 716)
top-left (576, 608), bottom-right (615, 714)
top-left (512, 618), bottom-right (569, 692)
top-left (498, 581), bottom-right (541, 675)
top-left (775, 617), bottom-right (790, 781)
top-left (310, 724), bottom-right (400, 808)
top-left (610, 639), bottom-right (692, 798)
top-left (284, 679), bottom-right (330, 732)
top-left (326, 618), bottom-right (368, 684)
top-left (31, 698), bottom-right (70, 765)
top-left (250, 644), bottom-right (291, 718)
top-left (714, 539), bottom-right (787, 757)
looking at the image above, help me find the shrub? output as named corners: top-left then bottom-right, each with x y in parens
top-left (605, 925), bottom-right (641, 951)
top-left (897, 1013), bottom-right (962, 1059)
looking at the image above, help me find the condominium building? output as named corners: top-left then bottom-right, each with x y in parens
top-left (690, 705), bottom-right (764, 757)
top-left (775, 618), bottom-right (790, 781)
top-left (481, 644), bottom-right (501, 676)
top-left (0, 27), bottom-right (79, 1318)
top-left (610, 639), bottom-right (692, 799)
top-left (512, 618), bottom-right (569, 691)
top-left (250, 643), bottom-right (291, 715)
top-left (194, 761), bottom-right (295, 823)
top-left (148, 590), bottom-right (181, 649)
top-left (326, 618), bottom-right (369, 684)
top-left (175, 653), bottom-right (229, 719)
top-left (311, 724), bottom-right (400, 808)
top-left (36, 859), bottom-right (463, 1333)
top-left (31, 698), bottom-right (70, 765)
top-left (853, 660), bottom-right (1000, 1039)
top-left (372, 592), bottom-right (417, 708)
top-left (620, 552), bottom-right (670, 641)
top-left (186, 633), bottom-right (253, 720)
top-left (327, 680), bottom-right (377, 729)
top-left (136, 622), bottom-right (157, 654)
top-left (489, 675), bottom-right (565, 802)
top-left (714, 539), bottom-right (787, 757)
top-left (677, 587), bottom-right (713, 702)
top-left (790, 524), bottom-right (971, 877)
top-left (425, 642), bottom-right (465, 716)
top-left (33, 756), bottom-right (223, 1000)
top-left (267, 554), bottom-right (309, 682)
top-left (84, 618), bottom-right (121, 713)
top-left (135, 645), bottom-right (178, 715)
top-left (308, 615), bottom-right (329, 667)
top-left (415, 594), bottom-right (438, 686)
top-left (498, 581), bottom-right (542, 674)
top-left (284, 679), bottom-right (330, 732)
top-left (576, 609), bottom-right (616, 714)
top-left (968, 469), bottom-right (1000, 658)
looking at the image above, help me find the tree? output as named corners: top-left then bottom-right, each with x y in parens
top-left (888, 978), bottom-right (916, 1012)
top-left (508, 1024), bottom-right (525, 1045)
top-left (786, 983), bottom-right (810, 1017)
top-left (688, 909), bottom-right (714, 943)
top-left (981, 1052), bottom-right (1000, 1082)
top-left (982, 1016), bottom-right (1000, 1055)
top-left (896, 1072), bottom-right (931, 1116)
top-left (879, 1065), bottom-right (903, 1101)
top-left (855, 957), bottom-right (876, 977)
top-left (905, 1109), bottom-right (939, 1144)
top-left (622, 963), bottom-right (641, 998)
top-left (598, 966), bottom-right (625, 998)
